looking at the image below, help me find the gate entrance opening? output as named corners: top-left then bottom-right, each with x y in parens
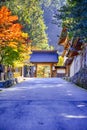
top-left (37, 65), bottom-right (51, 78)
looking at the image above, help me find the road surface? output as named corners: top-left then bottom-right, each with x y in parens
top-left (0, 78), bottom-right (87, 130)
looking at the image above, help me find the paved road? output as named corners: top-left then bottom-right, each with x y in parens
top-left (0, 78), bottom-right (87, 130)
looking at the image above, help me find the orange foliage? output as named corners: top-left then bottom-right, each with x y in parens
top-left (0, 6), bottom-right (30, 49)
top-left (0, 6), bottom-right (32, 65)
top-left (0, 6), bottom-right (23, 43)
top-left (8, 42), bottom-right (18, 48)
top-left (0, 6), bottom-right (18, 25)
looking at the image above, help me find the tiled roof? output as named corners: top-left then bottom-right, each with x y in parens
top-left (30, 50), bottom-right (58, 63)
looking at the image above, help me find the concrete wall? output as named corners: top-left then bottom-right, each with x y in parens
top-left (70, 60), bottom-right (74, 77)
top-left (70, 55), bottom-right (82, 77)
top-left (74, 55), bottom-right (82, 74)
top-left (69, 46), bottom-right (87, 77)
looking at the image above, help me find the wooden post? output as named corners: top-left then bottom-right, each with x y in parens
top-left (35, 64), bottom-right (37, 77)
top-left (50, 64), bottom-right (52, 77)
top-left (22, 66), bottom-right (24, 77)
top-left (67, 65), bottom-right (70, 77)
top-left (66, 65), bottom-right (68, 77)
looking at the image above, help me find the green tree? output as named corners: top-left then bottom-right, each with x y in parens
top-left (55, 0), bottom-right (87, 42)
top-left (0, 0), bottom-right (49, 49)
top-left (57, 56), bottom-right (64, 66)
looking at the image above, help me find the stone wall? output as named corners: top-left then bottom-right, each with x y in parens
top-left (70, 67), bottom-right (87, 89)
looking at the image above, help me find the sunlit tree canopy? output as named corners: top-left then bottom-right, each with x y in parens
top-left (0, 6), bottom-right (31, 66)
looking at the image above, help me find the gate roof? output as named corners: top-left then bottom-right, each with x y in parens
top-left (30, 50), bottom-right (58, 64)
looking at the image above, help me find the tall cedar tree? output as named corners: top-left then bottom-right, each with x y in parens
top-left (55, 0), bottom-right (87, 42)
